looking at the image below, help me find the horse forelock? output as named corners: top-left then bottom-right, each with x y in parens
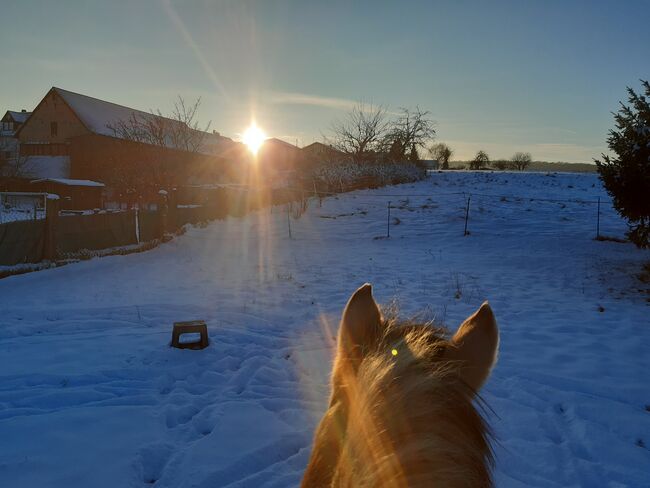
top-left (310, 319), bottom-right (494, 488)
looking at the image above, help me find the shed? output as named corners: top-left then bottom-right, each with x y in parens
top-left (30, 178), bottom-right (104, 210)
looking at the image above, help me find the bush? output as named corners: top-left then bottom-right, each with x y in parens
top-left (309, 161), bottom-right (426, 191)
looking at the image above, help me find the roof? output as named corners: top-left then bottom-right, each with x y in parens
top-left (301, 141), bottom-right (343, 152)
top-left (30, 178), bottom-right (105, 187)
top-left (5, 111), bottom-right (31, 124)
top-left (302, 141), bottom-right (327, 149)
top-left (263, 138), bottom-right (300, 151)
top-left (53, 87), bottom-right (175, 138)
top-left (49, 88), bottom-right (236, 156)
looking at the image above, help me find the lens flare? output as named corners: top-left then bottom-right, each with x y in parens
top-left (242, 123), bottom-right (266, 155)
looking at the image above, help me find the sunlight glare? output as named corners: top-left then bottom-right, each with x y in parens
top-left (243, 123), bottom-right (266, 155)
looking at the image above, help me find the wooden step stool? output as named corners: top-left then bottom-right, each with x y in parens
top-left (171, 320), bottom-right (209, 350)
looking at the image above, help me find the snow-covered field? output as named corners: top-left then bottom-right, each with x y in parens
top-left (1, 171), bottom-right (649, 487)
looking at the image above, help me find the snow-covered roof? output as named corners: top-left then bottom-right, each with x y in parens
top-left (53, 87), bottom-right (172, 138)
top-left (7, 111), bottom-right (31, 124)
top-left (31, 178), bottom-right (105, 187)
top-left (51, 87), bottom-right (237, 157)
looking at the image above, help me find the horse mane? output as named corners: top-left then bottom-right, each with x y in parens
top-left (321, 316), bottom-right (495, 487)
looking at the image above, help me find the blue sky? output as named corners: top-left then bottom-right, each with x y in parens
top-left (2, 0), bottom-right (649, 162)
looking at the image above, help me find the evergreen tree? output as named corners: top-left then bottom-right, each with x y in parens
top-left (595, 80), bottom-right (650, 248)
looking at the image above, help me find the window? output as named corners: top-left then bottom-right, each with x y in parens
top-left (51, 121), bottom-right (58, 137)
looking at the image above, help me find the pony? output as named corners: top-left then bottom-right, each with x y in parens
top-left (302, 283), bottom-right (499, 487)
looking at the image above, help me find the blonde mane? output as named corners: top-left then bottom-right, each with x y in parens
top-left (302, 285), bottom-right (498, 488)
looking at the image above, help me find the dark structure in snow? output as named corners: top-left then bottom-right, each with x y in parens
top-left (29, 178), bottom-right (104, 211)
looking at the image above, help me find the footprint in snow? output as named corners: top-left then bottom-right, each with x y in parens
top-left (136, 442), bottom-right (174, 485)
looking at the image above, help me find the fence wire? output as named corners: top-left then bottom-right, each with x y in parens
top-left (280, 186), bottom-right (626, 242)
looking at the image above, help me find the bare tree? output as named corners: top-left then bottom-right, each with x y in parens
top-left (385, 107), bottom-right (435, 161)
top-left (168, 97), bottom-right (212, 152)
top-left (328, 103), bottom-right (390, 164)
top-left (429, 142), bottom-right (453, 169)
top-left (107, 96), bottom-right (211, 153)
top-left (470, 150), bottom-right (489, 170)
top-left (0, 145), bottom-right (35, 178)
top-left (107, 113), bottom-right (170, 147)
top-left (511, 152), bottom-right (532, 171)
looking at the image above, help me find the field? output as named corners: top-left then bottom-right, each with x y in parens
top-left (1, 171), bottom-right (649, 487)
top-left (449, 162), bottom-right (598, 173)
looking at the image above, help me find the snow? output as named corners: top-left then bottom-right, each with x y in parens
top-left (0, 207), bottom-right (44, 223)
top-left (7, 110), bottom-right (31, 124)
top-left (0, 192), bottom-right (46, 223)
top-left (54, 87), bottom-right (167, 139)
top-left (31, 178), bottom-right (105, 188)
top-left (0, 171), bottom-right (649, 487)
top-left (52, 87), bottom-right (235, 156)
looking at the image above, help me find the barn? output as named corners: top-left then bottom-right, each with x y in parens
top-left (14, 87), bottom-right (240, 199)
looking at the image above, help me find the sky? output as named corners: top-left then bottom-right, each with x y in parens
top-left (2, 0), bottom-right (649, 163)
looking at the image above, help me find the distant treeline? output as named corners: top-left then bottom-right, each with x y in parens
top-left (449, 160), bottom-right (597, 173)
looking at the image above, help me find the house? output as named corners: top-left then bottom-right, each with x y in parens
top-left (14, 87), bottom-right (239, 197)
top-left (255, 138), bottom-right (305, 187)
top-left (1, 109), bottom-right (31, 163)
top-left (301, 141), bottom-right (348, 164)
top-left (258, 138), bottom-right (301, 169)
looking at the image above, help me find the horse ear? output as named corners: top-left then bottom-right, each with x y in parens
top-left (447, 302), bottom-right (499, 392)
top-left (337, 283), bottom-right (383, 368)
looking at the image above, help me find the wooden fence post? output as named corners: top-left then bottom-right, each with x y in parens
top-left (158, 190), bottom-right (169, 236)
top-left (135, 207), bottom-right (140, 244)
top-left (286, 202), bottom-right (293, 239)
top-left (596, 197), bottom-right (601, 239)
top-left (44, 194), bottom-right (59, 261)
top-left (463, 194), bottom-right (471, 236)
top-left (387, 201), bottom-right (391, 238)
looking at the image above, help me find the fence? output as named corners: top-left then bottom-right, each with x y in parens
top-left (0, 186), bottom-right (314, 266)
top-left (56, 211), bottom-right (138, 254)
top-left (276, 186), bottom-right (626, 243)
top-left (0, 219), bottom-right (47, 265)
top-left (4, 175), bottom-right (614, 267)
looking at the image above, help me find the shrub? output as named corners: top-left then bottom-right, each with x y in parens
top-left (595, 80), bottom-right (650, 248)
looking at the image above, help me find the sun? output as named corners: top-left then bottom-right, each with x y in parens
top-left (242, 123), bottom-right (266, 155)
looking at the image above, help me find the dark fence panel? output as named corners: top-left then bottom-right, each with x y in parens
top-left (270, 188), bottom-right (303, 206)
top-left (0, 219), bottom-right (46, 265)
top-left (225, 188), bottom-right (251, 217)
top-left (138, 209), bottom-right (163, 242)
top-left (57, 211), bottom-right (137, 254)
